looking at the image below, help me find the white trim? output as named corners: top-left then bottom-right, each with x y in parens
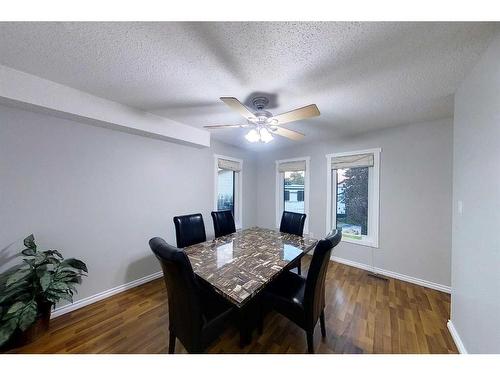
top-left (326, 148), bottom-right (381, 248)
top-left (51, 271), bottom-right (163, 319)
top-left (275, 156), bottom-right (310, 233)
top-left (447, 320), bottom-right (468, 354)
top-left (326, 148), bottom-right (382, 159)
top-left (331, 256), bottom-right (451, 293)
top-left (340, 236), bottom-right (378, 248)
top-left (213, 154), bottom-right (243, 229)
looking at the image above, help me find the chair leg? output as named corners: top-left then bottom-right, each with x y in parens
top-left (297, 258), bottom-right (302, 275)
top-left (306, 329), bottom-right (314, 354)
top-left (168, 331), bottom-right (176, 354)
top-left (320, 310), bottom-right (326, 338)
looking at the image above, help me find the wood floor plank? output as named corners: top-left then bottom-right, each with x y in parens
top-left (6, 258), bottom-right (457, 354)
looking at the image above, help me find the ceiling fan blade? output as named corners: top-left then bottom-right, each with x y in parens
top-left (220, 97), bottom-right (255, 120)
top-left (271, 104), bottom-right (320, 125)
top-left (203, 124), bottom-right (251, 129)
top-left (271, 126), bottom-right (305, 141)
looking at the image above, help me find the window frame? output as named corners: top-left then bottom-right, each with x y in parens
top-left (275, 156), bottom-right (310, 234)
top-left (325, 148), bottom-right (381, 248)
top-left (214, 154), bottom-right (243, 229)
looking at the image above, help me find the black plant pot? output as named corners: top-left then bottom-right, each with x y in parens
top-left (2, 301), bottom-right (52, 351)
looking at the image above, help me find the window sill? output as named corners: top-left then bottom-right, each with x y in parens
top-left (341, 237), bottom-right (379, 248)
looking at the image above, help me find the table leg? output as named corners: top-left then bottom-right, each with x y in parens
top-left (237, 297), bottom-right (262, 347)
top-left (238, 306), bottom-right (252, 347)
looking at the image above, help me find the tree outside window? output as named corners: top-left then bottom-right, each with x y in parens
top-left (336, 167), bottom-right (369, 238)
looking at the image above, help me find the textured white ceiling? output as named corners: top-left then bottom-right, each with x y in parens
top-left (0, 22), bottom-right (498, 149)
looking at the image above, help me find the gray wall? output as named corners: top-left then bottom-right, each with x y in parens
top-left (256, 119), bottom-right (453, 287)
top-left (0, 104), bottom-right (257, 303)
top-left (451, 33), bottom-right (500, 353)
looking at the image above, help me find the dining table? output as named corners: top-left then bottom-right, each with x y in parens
top-left (183, 226), bottom-right (318, 346)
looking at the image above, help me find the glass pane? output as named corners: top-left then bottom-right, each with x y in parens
top-left (217, 169), bottom-right (234, 214)
top-left (284, 170), bottom-right (305, 214)
top-left (336, 167), bottom-right (369, 239)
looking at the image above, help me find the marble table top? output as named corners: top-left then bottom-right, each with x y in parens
top-left (184, 226), bottom-right (318, 307)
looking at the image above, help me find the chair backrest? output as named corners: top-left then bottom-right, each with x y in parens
top-left (149, 237), bottom-right (204, 352)
top-left (279, 211), bottom-right (307, 236)
top-left (211, 210), bottom-right (236, 238)
top-left (304, 229), bottom-right (342, 327)
top-left (173, 213), bottom-right (207, 248)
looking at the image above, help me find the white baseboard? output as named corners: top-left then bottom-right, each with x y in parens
top-left (51, 271), bottom-right (163, 319)
top-left (330, 256), bottom-right (451, 293)
top-left (447, 320), bottom-right (468, 354)
top-left (51, 257), bottom-right (450, 319)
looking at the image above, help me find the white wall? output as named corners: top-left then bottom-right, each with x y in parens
top-left (256, 119), bottom-right (453, 288)
top-left (451, 33), bottom-right (500, 353)
top-left (0, 104), bottom-right (257, 303)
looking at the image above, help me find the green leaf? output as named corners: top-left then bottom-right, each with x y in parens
top-left (36, 265), bottom-right (55, 279)
top-left (61, 258), bottom-right (88, 273)
top-left (6, 301), bottom-right (26, 315)
top-left (40, 272), bottom-right (52, 291)
top-left (18, 300), bottom-right (37, 331)
top-left (2, 278), bottom-right (30, 292)
top-left (23, 234), bottom-right (36, 250)
top-left (44, 249), bottom-right (63, 259)
top-left (45, 256), bottom-right (61, 265)
top-left (6, 269), bottom-right (31, 287)
top-left (34, 252), bottom-right (47, 265)
top-left (0, 290), bottom-right (31, 305)
top-left (0, 318), bottom-right (18, 347)
top-left (23, 258), bottom-right (36, 267)
top-left (45, 291), bottom-right (73, 304)
top-left (53, 270), bottom-right (76, 279)
top-left (56, 275), bottom-right (81, 284)
top-left (21, 248), bottom-right (36, 256)
top-left (48, 281), bottom-right (69, 292)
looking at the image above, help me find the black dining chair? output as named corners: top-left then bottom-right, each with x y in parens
top-left (262, 229), bottom-right (342, 353)
top-left (280, 211), bottom-right (307, 274)
top-left (211, 210), bottom-right (236, 238)
top-left (149, 237), bottom-right (233, 353)
top-left (173, 213), bottom-right (206, 248)
top-left (280, 211), bottom-right (307, 236)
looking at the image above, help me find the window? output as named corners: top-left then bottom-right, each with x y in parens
top-left (284, 170), bottom-right (305, 214)
top-left (217, 168), bottom-right (235, 214)
top-left (276, 157), bottom-right (310, 233)
top-left (214, 155), bottom-right (242, 228)
top-left (326, 149), bottom-right (380, 247)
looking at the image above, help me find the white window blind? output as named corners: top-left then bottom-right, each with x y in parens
top-left (278, 160), bottom-right (306, 173)
top-left (218, 158), bottom-right (242, 172)
top-left (330, 153), bottom-right (374, 170)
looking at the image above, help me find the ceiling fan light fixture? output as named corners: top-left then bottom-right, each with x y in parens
top-left (245, 128), bottom-right (260, 143)
top-left (259, 127), bottom-right (274, 143)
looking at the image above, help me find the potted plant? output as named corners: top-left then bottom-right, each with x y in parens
top-left (0, 234), bottom-right (88, 349)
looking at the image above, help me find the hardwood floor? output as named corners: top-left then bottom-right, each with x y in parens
top-left (8, 259), bottom-right (457, 354)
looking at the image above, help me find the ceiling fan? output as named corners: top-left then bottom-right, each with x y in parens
top-left (204, 96), bottom-right (320, 143)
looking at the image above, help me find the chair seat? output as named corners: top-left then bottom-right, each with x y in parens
top-left (264, 271), bottom-right (307, 327)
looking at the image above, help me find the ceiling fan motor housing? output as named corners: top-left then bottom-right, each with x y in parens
top-left (252, 96), bottom-right (270, 111)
